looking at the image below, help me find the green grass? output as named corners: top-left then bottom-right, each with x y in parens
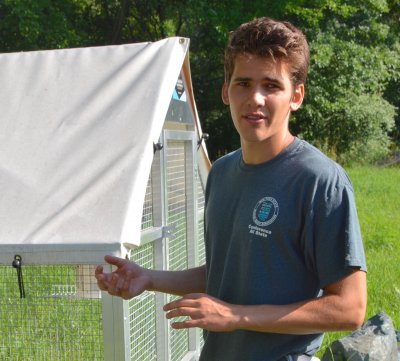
top-left (316, 166), bottom-right (400, 357)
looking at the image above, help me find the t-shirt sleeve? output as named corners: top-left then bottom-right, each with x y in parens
top-left (310, 178), bottom-right (367, 289)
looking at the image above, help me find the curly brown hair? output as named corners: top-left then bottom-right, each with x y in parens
top-left (224, 17), bottom-right (310, 87)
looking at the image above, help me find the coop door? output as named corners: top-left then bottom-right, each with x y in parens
top-left (163, 129), bottom-right (199, 361)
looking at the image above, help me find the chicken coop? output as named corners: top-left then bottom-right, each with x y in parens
top-left (0, 37), bottom-right (210, 361)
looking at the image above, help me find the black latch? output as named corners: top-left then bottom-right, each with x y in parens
top-left (12, 255), bottom-right (26, 299)
top-left (197, 133), bottom-right (209, 149)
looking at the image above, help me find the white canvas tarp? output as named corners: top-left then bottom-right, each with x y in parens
top-left (0, 37), bottom-right (189, 252)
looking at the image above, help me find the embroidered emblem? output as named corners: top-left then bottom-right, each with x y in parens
top-left (252, 197), bottom-right (279, 227)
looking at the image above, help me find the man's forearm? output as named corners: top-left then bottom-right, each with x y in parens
top-left (147, 265), bottom-right (207, 296)
top-left (234, 294), bottom-right (363, 334)
top-left (230, 270), bottom-right (367, 334)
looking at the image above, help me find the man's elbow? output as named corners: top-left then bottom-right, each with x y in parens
top-left (324, 270), bottom-right (367, 331)
top-left (343, 296), bottom-right (367, 330)
top-left (337, 270), bottom-right (368, 331)
top-left (346, 308), bottom-right (365, 330)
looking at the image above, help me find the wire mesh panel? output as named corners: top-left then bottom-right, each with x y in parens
top-left (166, 139), bottom-right (190, 361)
top-left (126, 129), bottom-right (207, 361)
top-left (129, 243), bottom-right (157, 361)
top-left (141, 174), bottom-right (154, 231)
top-left (196, 169), bottom-right (206, 269)
top-left (0, 263), bottom-right (103, 361)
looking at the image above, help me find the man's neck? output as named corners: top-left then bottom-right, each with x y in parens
top-left (241, 133), bottom-right (295, 165)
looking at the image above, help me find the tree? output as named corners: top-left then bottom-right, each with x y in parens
top-left (383, 0), bottom-right (400, 150)
top-left (0, 0), bottom-right (88, 51)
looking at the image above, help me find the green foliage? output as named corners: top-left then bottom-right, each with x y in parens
top-left (0, 0), bottom-right (85, 50)
top-left (288, 0), bottom-right (399, 165)
top-left (299, 94), bottom-right (395, 165)
top-left (294, 32), bottom-right (397, 164)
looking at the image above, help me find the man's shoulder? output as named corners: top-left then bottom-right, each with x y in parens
top-left (210, 149), bottom-right (241, 171)
top-left (293, 140), bottom-right (352, 189)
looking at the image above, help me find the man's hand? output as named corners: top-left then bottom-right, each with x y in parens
top-left (95, 255), bottom-right (151, 300)
top-left (163, 293), bottom-right (241, 332)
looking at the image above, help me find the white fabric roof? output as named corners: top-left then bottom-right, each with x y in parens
top-left (0, 37), bottom-right (189, 249)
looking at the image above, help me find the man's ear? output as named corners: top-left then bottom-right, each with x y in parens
top-left (290, 84), bottom-right (305, 111)
top-left (221, 82), bottom-right (230, 105)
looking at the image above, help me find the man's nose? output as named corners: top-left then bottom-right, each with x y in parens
top-left (248, 87), bottom-right (266, 107)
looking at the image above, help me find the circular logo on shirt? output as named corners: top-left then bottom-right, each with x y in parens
top-left (253, 197), bottom-right (279, 227)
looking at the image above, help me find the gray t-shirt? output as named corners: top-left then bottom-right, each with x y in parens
top-left (200, 138), bottom-right (366, 361)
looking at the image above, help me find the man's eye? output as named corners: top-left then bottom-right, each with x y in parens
top-left (237, 81), bottom-right (249, 87)
top-left (265, 83), bottom-right (280, 90)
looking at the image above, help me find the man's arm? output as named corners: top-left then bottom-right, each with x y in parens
top-left (164, 269), bottom-right (367, 334)
top-left (95, 255), bottom-right (207, 300)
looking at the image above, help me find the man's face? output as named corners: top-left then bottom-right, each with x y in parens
top-left (222, 54), bottom-right (304, 149)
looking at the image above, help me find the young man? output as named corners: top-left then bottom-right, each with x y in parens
top-left (95, 17), bottom-right (367, 361)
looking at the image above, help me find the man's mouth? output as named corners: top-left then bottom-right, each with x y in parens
top-left (244, 113), bottom-right (267, 124)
